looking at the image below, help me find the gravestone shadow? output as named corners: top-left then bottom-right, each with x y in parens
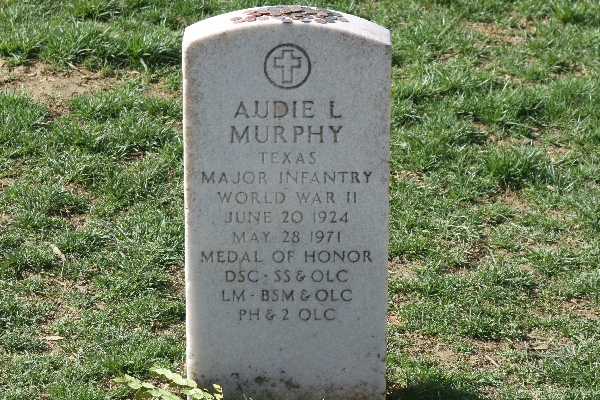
top-left (387, 378), bottom-right (486, 400)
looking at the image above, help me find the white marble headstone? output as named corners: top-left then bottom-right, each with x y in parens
top-left (183, 6), bottom-right (391, 399)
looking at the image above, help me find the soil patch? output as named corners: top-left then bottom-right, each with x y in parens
top-left (388, 258), bottom-right (418, 279)
top-left (497, 190), bottom-right (530, 212)
top-left (560, 298), bottom-right (598, 319)
top-left (390, 170), bottom-right (424, 186)
top-left (0, 60), bottom-right (119, 114)
top-left (467, 22), bottom-right (525, 45)
top-left (0, 59), bottom-right (173, 115)
top-left (167, 262), bottom-right (185, 298)
top-left (402, 331), bottom-right (511, 370)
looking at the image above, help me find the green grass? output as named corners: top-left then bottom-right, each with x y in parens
top-left (1, 0), bottom-right (600, 399)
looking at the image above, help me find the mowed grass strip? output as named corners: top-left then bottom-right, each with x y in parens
top-left (1, 0), bottom-right (600, 399)
top-left (0, 81), bottom-right (185, 399)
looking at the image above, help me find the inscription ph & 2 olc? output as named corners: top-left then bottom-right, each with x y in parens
top-left (239, 308), bottom-right (337, 322)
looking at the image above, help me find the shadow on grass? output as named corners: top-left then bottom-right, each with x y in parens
top-left (386, 377), bottom-right (485, 400)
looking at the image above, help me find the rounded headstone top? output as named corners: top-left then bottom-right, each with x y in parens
top-left (183, 6), bottom-right (390, 48)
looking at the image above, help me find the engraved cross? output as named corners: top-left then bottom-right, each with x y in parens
top-left (274, 49), bottom-right (302, 84)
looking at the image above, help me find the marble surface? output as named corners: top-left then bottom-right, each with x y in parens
top-left (183, 8), bottom-right (391, 399)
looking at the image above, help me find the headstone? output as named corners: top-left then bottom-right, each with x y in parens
top-left (183, 6), bottom-right (391, 400)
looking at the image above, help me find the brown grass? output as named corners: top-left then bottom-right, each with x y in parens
top-left (0, 60), bottom-right (174, 115)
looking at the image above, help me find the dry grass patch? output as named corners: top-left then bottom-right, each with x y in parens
top-left (390, 170), bottom-right (426, 186)
top-left (0, 60), bottom-right (119, 114)
top-left (0, 177), bottom-right (14, 189)
top-left (467, 22), bottom-right (526, 45)
top-left (167, 262), bottom-right (185, 298)
top-left (559, 298), bottom-right (598, 319)
top-left (460, 242), bottom-right (492, 270)
top-left (495, 190), bottom-right (530, 212)
top-left (388, 257), bottom-right (418, 279)
top-left (473, 189), bottom-right (531, 212)
top-left (0, 59), bottom-right (176, 115)
top-left (401, 331), bottom-right (513, 372)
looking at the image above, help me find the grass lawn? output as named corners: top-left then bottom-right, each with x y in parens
top-left (1, 0), bottom-right (599, 399)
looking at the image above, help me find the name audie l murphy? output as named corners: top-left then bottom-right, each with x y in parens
top-left (230, 100), bottom-right (343, 144)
